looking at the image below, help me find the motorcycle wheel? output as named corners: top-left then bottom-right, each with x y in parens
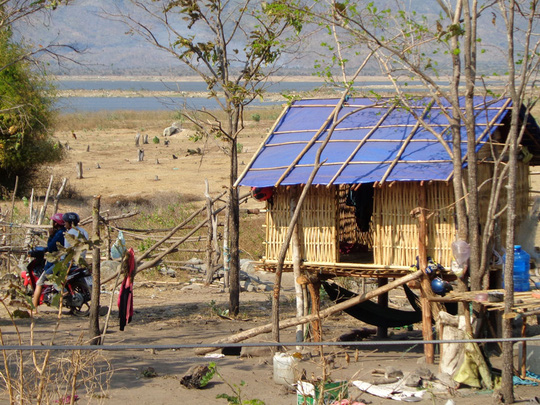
top-left (68, 280), bottom-right (91, 317)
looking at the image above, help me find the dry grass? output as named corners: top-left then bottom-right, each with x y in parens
top-left (53, 106), bottom-right (283, 133)
top-left (53, 110), bottom-right (179, 132)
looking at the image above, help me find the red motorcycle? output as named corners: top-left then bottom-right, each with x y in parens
top-left (21, 247), bottom-right (93, 317)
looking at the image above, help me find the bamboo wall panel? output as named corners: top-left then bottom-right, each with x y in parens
top-left (265, 191), bottom-right (295, 262)
top-left (426, 182), bottom-right (456, 266)
top-left (373, 183), bottom-right (419, 266)
top-left (302, 187), bottom-right (339, 262)
top-left (373, 182), bottom-right (456, 267)
top-left (265, 186), bottom-right (338, 263)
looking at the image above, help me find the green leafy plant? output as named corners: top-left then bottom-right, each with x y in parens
top-left (214, 366), bottom-right (265, 405)
top-left (208, 299), bottom-right (230, 318)
top-left (200, 362), bottom-right (216, 388)
top-left (251, 113), bottom-right (260, 122)
top-left (152, 135), bottom-right (160, 144)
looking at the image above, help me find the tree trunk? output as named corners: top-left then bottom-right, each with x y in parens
top-left (501, 90), bottom-right (520, 405)
top-left (229, 137), bottom-right (240, 316)
top-left (417, 183), bottom-right (434, 364)
top-left (462, 1), bottom-right (482, 292)
top-left (89, 196), bottom-right (101, 345)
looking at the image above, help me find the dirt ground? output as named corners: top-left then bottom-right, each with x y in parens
top-left (2, 274), bottom-right (540, 405)
top-left (47, 120), bottom-right (267, 210)
top-left (2, 120), bottom-right (540, 404)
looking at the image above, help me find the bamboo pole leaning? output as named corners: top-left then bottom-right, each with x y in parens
top-left (195, 269), bottom-right (423, 355)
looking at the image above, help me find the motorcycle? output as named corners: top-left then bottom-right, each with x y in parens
top-left (20, 247), bottom-right (93, 317)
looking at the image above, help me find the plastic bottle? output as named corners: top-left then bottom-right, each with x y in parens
top-left (503, 245), bottom-right (531, 292)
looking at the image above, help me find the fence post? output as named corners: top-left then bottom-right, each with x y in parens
top-left (204, 180), bottom-right (215, 285)
top-left (89, 195), bottom-right (102, 345)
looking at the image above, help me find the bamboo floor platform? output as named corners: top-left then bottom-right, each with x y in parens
top-left (256, 260), bottom-right (417, 279)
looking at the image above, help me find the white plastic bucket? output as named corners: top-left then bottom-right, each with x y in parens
top-left (273, 352), bottom-right (300, 386)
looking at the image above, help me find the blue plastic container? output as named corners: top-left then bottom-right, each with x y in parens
top-left (503, 245), bottom-right (531, 292)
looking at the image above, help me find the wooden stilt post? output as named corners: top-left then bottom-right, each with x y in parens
top-left (417, 182), bottom-right (434, 364)
top-left (306, 276), bottom-right (322, 342)
top-left (377, 278), bottom-right (389, 338)
top-left (291, 190), bottom-right (305, 344)
top-left (89, 195), bottom-right (102, 345)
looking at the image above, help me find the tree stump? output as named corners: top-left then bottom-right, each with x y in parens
top-left (138, 149), bottom-right (144, 162)
top-left (76, 162), bottom-right (83, 179)
top-left (135, 133), bottom-right (141, 146)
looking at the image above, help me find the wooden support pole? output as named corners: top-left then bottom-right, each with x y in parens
top-left (38, 175), bottom-right (54, 225)
top-left (291, 191), bottom-right (305, 344)
top-left (417, 183), bottom-right (434, 364)
top-left (89, 195), bottom-right (102, 345)
top-left (521, 315), bottom-right (528, 378)
top-left (204, 180), bottom-right (215, 285)
top-left (377, 278), bottom-right (389, 338)
top-left (306, 275), bottom-right (322, 342)
top-left (51, 178), bottom-right (68, 216)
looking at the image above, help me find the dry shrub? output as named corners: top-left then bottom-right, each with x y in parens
top-left (0, 290), bottom-right (112, 405)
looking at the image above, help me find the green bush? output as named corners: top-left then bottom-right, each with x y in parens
top-left (0, 30), bottom-right (60, 191)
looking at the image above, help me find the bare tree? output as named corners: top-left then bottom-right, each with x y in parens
top-left (113, 0), bottom-right (303, 315)
top-left (498, 0), bottom-right (540, 400)
top-left (288, 0), bottom-right (539, 400)
top-left (0, 0), bottom-right (80, 72)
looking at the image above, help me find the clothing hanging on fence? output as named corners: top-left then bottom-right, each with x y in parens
top-left (118, 248), bottom-right (135, 331)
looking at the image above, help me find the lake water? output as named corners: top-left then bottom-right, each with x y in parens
top-left (53, 78), bottom-right (507, 113)
top-left (54, 79), bottom-right (325, 113)
top-left (56, 79), bottom-right (326, 93)
top-left (55, 96), bottom-right (282, 113)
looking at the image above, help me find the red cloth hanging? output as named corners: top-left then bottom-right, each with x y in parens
top-left (118, 248), bottom-right (135, 331)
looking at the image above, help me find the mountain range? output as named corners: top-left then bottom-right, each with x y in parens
top-left (14, 0), bottom-right (511, 77)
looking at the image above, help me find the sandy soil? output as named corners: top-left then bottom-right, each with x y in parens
top-left (2, 275), bottom-right (539, 405)
top-left (48, 121), bottom-right (266, 211)
top-left (2, 120), bottom-right (540, 405)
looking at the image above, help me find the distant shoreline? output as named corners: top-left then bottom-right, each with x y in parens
top-left (54, 75), bottom-right (326, 83)
top-left (53, 74), bottom-right (508, 83)
top-left (53, 74), bottom-right (399, 83)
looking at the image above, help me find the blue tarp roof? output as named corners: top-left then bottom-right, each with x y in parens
top-left (237, 97), bottom-right (512, 187)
